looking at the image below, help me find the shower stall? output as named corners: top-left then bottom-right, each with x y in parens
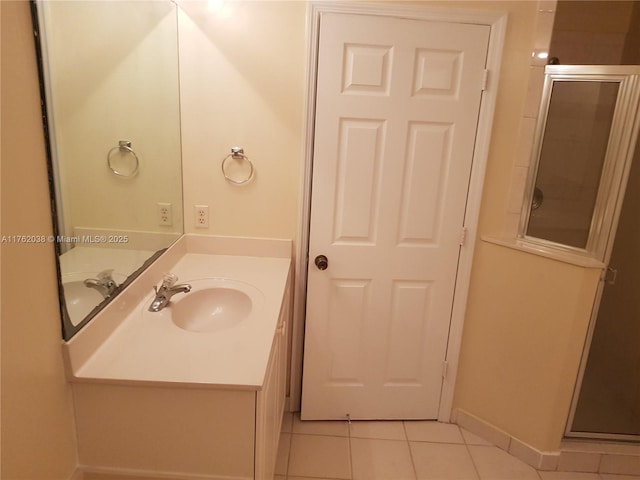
top-left (519, 64), bottom-right (640, 443)
top-left (567, 137), bottom-right (640, 441)
top-left (527, 0), bottom-right (640, 442)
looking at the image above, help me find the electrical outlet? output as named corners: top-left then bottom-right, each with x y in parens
top-left (194, 205), bottom-right (209, 228)
top-left (157, 203), bottom-right (172, 226)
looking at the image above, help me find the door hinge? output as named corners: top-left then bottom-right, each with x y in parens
top-left (442, 360), bottom-right (449, 379)
top-left (481, 69), bottom-right (489, 91)
top-left (459, 227), bottom-right (468, 246)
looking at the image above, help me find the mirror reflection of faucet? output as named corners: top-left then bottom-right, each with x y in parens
top-left (148, 273), bottom-right (192, 312)
top-left (84, 269), bottom-right (118, 299)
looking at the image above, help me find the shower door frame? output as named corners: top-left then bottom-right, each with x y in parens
top-left (566, 279), bottom-right (640, 442)
top-left (564, 67), bottom-right (640, 443)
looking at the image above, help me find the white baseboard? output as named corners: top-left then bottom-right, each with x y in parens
top-left (455, 409), bottom-right (640, 475)
top-left (454, 409), bottom-right (560, 471)
top-left (559, 439), bottom-right (640, 475)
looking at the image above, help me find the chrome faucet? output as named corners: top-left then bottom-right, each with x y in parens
top-left (84, 269), bottom-right (118, 299)
top-left (148, 273), bottom-right (191, 312)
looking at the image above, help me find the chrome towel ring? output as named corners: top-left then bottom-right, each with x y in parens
top-left (222, 147), bottom-right (254, 185)
top-left (107, 140), bottom-right (139, 178)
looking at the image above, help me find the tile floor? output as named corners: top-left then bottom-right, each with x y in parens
top-left (275, 413), bottom-right (640, 480)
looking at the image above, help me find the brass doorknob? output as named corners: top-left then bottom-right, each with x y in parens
top-left (315, 255), bottom-right (328, 270)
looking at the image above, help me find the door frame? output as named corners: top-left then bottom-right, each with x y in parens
top-left (290, 1), bottom-right (507, 421)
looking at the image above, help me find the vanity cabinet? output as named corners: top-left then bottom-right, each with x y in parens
top-left (72, 266), bottom-right (291, 480)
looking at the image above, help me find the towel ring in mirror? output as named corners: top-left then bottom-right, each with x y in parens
top-left (107, 140), bottom-right (140, 178)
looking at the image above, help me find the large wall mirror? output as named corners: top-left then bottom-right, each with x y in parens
top-left (31, 0), bottom-right (184, 340)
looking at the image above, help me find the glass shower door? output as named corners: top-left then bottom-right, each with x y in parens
top-left (569, 140), bottom-right (640, 440)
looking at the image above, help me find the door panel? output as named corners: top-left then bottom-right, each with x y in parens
top-left (399, 122), bottom-right (452, 244)
top-left (334, 119), bottom-right (384, 244)
top-left (302, 12), bottom-right (490, 419)
top-left (384, 281), bottom-right (433, 385)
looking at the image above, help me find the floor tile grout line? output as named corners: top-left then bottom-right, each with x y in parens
top-left (290, 431), bottom-right (350, 437)
top-left (283, 427), bottom-right (292, 479)
top-left (597, 451), bottom-right (604, 475)
top-left (348, 418), bottom-right (354, 480)
top-left (463, 433), bottom-right (486, 480)
top-left (533, 461), bottom-right (543, 480)
top-left (403, 421), bottom-right (420, 480)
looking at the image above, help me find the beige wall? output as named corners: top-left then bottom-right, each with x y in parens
top-left (454, 243), bottom-right (601, 450)
top-left (178, 0), bottom-right (306, 240)
top-left (1, 1), bottom-right (78, 478)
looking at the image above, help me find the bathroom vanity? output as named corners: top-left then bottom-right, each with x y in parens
top-left (64, 236), bottom-right (292, 480)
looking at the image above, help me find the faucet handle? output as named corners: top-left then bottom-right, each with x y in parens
top-left (96, 269), bottom-right (115, 281)
top-left (161, 272), bottom-right (178, 288)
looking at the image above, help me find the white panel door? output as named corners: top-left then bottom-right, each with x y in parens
top-left (301, 12), bottom-right (490, 420)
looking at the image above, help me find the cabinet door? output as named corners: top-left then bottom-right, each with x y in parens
top-left (255, 271), bottom-right (290, 479)
top-left (277, 276), bottom-right (292, 416)
top-left (255, 334), bottom-right (282, 480)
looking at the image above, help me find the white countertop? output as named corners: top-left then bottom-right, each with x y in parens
top-left (65, 236), bottom-right (291, 390)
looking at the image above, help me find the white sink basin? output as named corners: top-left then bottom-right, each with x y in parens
top-left (148, 278), bottom-right (264, 333)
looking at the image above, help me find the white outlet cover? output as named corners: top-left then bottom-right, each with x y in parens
top-left (194, 205), bottom-right (209, 228)
top-left (157, 203), bottom-right (172, 226)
